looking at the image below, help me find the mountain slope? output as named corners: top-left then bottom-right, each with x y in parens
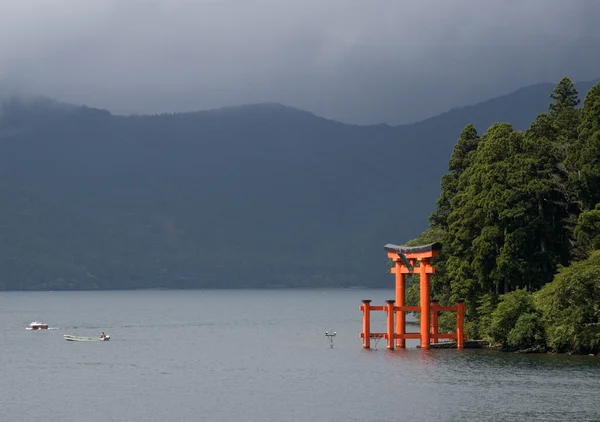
top-left (0, 79), bottom-right (597, 290)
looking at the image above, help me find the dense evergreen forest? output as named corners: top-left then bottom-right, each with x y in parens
top-left (406, 77), bottom-right (600, 354)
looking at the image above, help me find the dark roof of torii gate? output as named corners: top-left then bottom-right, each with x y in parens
top-left (384, 242), bottom-right (442, 254)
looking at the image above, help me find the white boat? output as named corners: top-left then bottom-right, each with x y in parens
top-left (26, 321), bottom-right (49, 330)
top-left (64, 334), bottom-right (110, 342)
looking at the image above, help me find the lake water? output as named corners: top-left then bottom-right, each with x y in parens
top-left (1, 289), bottom-right (600, 422)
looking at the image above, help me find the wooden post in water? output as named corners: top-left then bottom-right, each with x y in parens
top-left (386, 300), bottom-right (395, 350)
top-left (361, 300), bottom-right (371, 349)
top-left (430, 299), bottom-right (439, 344)
top-left (395, 263), bottom-right (406, 348)
top-left (456, 299), bottom-right (465, 350)
top-left (419, 259), bottom-right (431, 349)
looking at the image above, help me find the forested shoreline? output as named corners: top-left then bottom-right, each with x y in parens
top-left (405, 77), bottom-right (600, 354)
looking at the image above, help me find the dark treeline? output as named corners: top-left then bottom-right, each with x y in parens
top-left (406, 77), bottom-right (600, 354)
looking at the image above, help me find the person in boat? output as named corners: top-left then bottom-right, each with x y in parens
top-left (100, 332), bottom-right (106, 339)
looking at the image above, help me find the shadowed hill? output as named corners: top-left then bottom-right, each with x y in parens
top-left (0, 79), bottom-right (597, 290)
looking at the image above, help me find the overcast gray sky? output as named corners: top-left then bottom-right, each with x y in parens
top-left (1, 0), bottom-right (599, 125)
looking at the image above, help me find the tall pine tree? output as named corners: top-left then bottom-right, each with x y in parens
top-left (429, 124), bottom-right (480, 302)
top-left (549, 76), bottom-right (580, 147)
top-left (430, 124), bottom-right (480, 231)
top-left (568, 82), bottom-right (600, 210)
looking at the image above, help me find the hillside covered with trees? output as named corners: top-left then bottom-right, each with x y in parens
top-left (407, 77), bottom-right (600, 354)
top-left (0, 78), bottom-right (597, 291)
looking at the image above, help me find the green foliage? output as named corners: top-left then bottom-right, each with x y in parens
top-left (549, 76), bottom-right (581, 150)
top-left (437, 312), bottom-right (458, 334)
top-left (574, 203), bottom-right (600, 256)
top-left (405, 276), bottom-right (420, 307)
top-left (470, 293), bottom-right (497, 341)
top-left (506, 313), bottom-right (546, 350)
top-left (430, 124), bottom-right (480, 231)
top-left (404, 227), bottom-right (444, 247)
top-left (550, 77), bottom-right (580, 111)
top-left (578, 83), bottom-right (600, 140)
top-left (535, 251), bottom-right (600, 354)
top-left (567, 82), bottom-right (600, 210)
top-left (442, 120), bottom-right (570, 306)
top-left (489, 289), bottom-right (538, 345)
top-left (424, 78), bottom-right (600, 352)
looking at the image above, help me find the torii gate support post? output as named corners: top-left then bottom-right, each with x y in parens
top-left (362, 300), bottom-right (371, 349)
top-left (394, 263), bottom-right (406, 348)
top-left (386, 300), bottom-right (395, 350)
top-left (419, 259), bottom-right (431, 349)
top-left (431, 299), bottom-right (439, 343)
top-left (456, 299), bottom-right (465, 350)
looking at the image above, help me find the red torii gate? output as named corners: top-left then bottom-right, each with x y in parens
top-left (359, 243), bottom-right (466, 350)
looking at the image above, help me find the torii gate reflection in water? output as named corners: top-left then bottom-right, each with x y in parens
top-left (359, 243), bottom-right (466, 350)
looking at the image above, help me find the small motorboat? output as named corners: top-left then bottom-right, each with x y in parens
top-left (63, 334), bottom-right (110, 342)
top-left (26, 321), bottom-right (49, 330)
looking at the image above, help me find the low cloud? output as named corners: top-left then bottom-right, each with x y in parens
top-left (1, 0), bottom-right (599, 124)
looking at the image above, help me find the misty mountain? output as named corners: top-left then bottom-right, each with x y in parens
top-left (0, 79), bottom-right (596, 290)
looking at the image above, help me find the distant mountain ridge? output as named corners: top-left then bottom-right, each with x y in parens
top-left (413, 78), bottom-right (599, 130)
top-left (117, 78), bottom-right (600, 127)
top-left (0, 77), bottom-right (597, 290)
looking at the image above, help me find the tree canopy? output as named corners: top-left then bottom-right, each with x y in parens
top-left (414, 77), bottom-right (600, 353)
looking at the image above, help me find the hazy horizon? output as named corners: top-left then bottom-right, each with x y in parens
top-left (6, 75), bottom-right (598, 127)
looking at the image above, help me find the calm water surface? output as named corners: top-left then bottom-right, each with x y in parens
top-left (1, 289), bottom-right (599, 422)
